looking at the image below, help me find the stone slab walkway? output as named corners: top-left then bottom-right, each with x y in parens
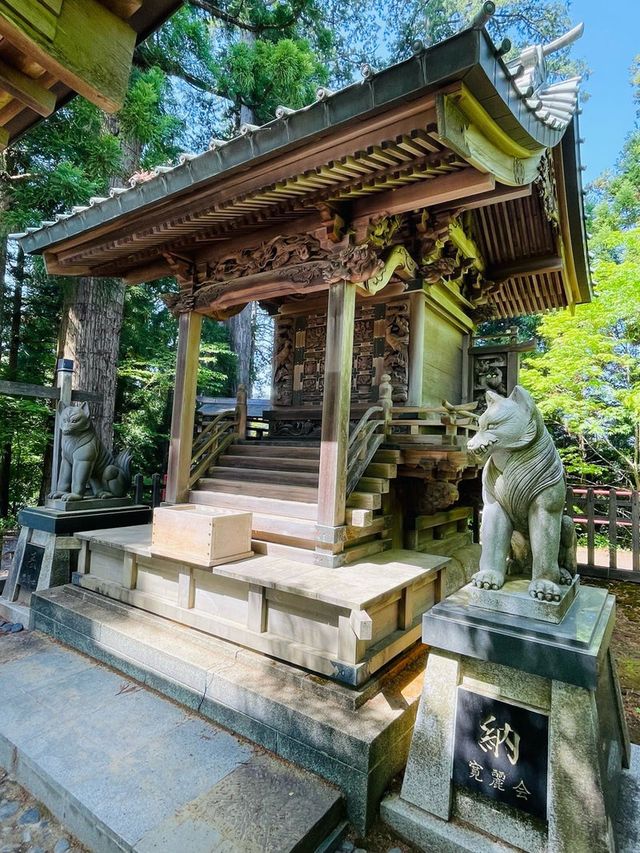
top-left (0, 631), bottom-right (342, 853)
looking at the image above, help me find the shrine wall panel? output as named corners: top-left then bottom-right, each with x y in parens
top-left (272, 295), bottom-right (412, 407)
top-left (422, 315), bottom-right (463, 406)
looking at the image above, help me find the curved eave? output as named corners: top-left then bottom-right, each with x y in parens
top-left (19, 26), bottom-right (574, 258)
top-left (559, 116), bottom-right (592, 304)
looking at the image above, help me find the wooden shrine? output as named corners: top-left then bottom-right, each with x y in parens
top-left (14, 15), bottom-right (589, 663)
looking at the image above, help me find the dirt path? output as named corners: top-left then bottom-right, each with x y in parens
top-left (585, 579), bottom-right (640, 743)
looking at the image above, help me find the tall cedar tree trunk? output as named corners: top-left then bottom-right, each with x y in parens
top-left (0, 246), bottom-right (24, 516)
top-left (57, 124), bottom-right (139, 449)
top-left (57, 277), bottom-right (126, 450)
top-left (226, 31), bottom-right (256, 394)
top-left (0, 185), bottom-right (8, 359)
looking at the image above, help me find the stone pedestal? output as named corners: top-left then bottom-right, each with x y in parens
top-left (382, 580), bottom-right (631, 853)
top-left (1, 504), bottom-right (152, 609)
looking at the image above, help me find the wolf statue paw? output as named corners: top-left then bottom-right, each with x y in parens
top-left (529, 578), bottom-right (561, 602)
top-left (472, 569), bottom-right (505, 591)
top-left (558, 567), bottom-right (573, 586)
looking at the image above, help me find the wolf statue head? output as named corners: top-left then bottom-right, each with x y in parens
top-left (58, 401), bottom-right (92, 435)
top-left (467, 386), bottom-right (541, 460)
top-left (467, 385), bottom-right (577, 602)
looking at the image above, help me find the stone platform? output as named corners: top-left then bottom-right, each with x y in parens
top-left (31, 583), bottom-right (427, 831)
top-left (0, 630), bottom-right (344, 853)
top-left (73, 524), bottom-right (448, 686)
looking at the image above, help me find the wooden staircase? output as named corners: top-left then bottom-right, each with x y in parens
top-left (189, 439), bottom-right (399, 563)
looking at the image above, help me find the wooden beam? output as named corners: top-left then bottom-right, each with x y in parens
top-left (0, 379), bottom-right (100, 402)
top-left (352, 169), bottom-right (495, 219)
top-left (430, 183), bottom-right (532, 214)
top-left (0, 0), bottom-right (136, 113)
top-left (165, 311), bottom-right (203, 504)
top-left (317, 280), bottom-right (356, 532)
top-left (0, 57), bottom-right (56, 116)
top-left (0, 125), bottom-right (9, 150)
top-left (488, 254), bottom-right (563, 282)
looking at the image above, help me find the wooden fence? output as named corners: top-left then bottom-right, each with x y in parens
top-left (566, 485), bottom-right (640, 582)
top-left (133, 473), bottom-right (164, 508)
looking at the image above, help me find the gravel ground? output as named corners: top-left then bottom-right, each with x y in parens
top-left (0, 767), bottom-right (86, 853)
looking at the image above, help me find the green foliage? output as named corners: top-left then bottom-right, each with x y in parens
top-left (217, 37), bottom-right (328, 123)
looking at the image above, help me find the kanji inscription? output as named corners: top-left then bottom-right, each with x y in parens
top-left (452, 688), bottom-right (549, 821)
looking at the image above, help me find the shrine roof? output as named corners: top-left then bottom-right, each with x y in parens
top-left (0, 1), bottom-right (183, 150)
top-left (14, 15), bottom-right (591, 320)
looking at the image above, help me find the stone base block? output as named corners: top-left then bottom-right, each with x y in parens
top-left (30, 583), bottom-right (427, 832)
top-left (45, 496), bottom-right (132, 512)
top-left (467, 574), bottom-right (579, 623)
top-left (0, 506), bottom-right (152, 608)
top-left (73, 524), bottom-right (448, 686)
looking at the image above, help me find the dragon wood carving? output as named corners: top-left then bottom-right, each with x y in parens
top-left (163, 236), bottom-right (386, 315)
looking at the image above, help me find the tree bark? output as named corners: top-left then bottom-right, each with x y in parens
top-left (58, 277), bottom-right (126, 450)
top-left (0, 246), bottom-right (24, 517)
top-left (228, 304), bottom-right (254, 392)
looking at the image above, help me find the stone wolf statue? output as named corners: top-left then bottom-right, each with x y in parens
top-left (49, 402), bottom-right (132, 501)
top-left (467, 385), bottom-right (577, 601)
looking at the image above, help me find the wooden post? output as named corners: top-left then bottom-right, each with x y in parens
top-left (608, 488), bottom-right (618, 572)
top-left (165, 312), bottom-right (203, 504)
top-left (50, 358), bottom-right (73, 493)
top-left (408, 290), bottom-right (425, 406)
top-left (586, 487), bottom-right (595, 570)
top-left (317, 281), bottom-right (356, 538)
top-left (236, 383), bottom-right (248, 440)
top-left (379, 373), bottom-right (393, 435)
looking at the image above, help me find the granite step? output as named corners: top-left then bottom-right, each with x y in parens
top-left (0, 629), bottom-right (344, 853)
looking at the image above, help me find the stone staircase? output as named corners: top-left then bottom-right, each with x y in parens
top-left (189, 439), bottom-right (400, 563)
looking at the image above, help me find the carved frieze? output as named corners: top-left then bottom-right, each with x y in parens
top-left (384, 300), bottom-right (410, 403)
top-left (273, 317), bottom-right (295, 406)
top-left (207, 234), bottom-right (326, 281)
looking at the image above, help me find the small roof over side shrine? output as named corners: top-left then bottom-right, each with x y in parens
top-left (15, 10), bottom-right (591, 322)
top-left (0, 0), bottom-right (183, 150)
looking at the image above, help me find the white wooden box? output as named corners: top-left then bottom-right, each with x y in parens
top-left (151, 504), bottom-right (253, 567)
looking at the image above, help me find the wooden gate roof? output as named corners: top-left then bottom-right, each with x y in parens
top-left (14, 19), bottom-right (591, 320)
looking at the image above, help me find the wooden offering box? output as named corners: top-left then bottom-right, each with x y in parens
top-left (151, 504), bottom-right (253, 566)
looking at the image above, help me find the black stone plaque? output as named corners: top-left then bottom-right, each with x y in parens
top-left (19, 544), bottom-right (44, 593)
top-left (452, 687), bottom-right (549, 821)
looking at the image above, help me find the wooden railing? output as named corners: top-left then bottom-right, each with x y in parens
top-left (566, 485), bottom-right (640, 582)
top-left (345, 373), bottom-right (393, 497)
top-left (390, 399), bottom-right (478, 446)
top-left (346, 406), bottom-right (386, 495)
top-left (189, 410), bottom-right (238, 488)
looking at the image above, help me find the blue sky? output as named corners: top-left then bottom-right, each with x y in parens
top-left (575, 0), bottom-right (639, 181)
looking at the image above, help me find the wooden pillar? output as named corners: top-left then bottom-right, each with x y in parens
top-left (317, 281), bottom-right (356, 540)
top-left (166, 311), bottom-right (203, 504)
top-left (408, 290), bottom-right (425, 406)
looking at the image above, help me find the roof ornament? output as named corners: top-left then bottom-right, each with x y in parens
top-left (506, 22), bottom-right (584, 129)
top-left (471, 1), bottom-right (495, 30)
top-left (178, 153), bottom-right (197, 165)
top-left (360, 63), bottom-right (376, 80)
top-left (275, 105), bottom-right (296, 118)
top-left (411, 39), bottom-right (424, 54)
top-left (316, 87), bottom-right (334, 100)
top-left (208, 138), bottom-right (228, 151)
top-left (240, 123), bottom-right (260, 135)
top-left (89, 196), bottom-right (107, 206)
